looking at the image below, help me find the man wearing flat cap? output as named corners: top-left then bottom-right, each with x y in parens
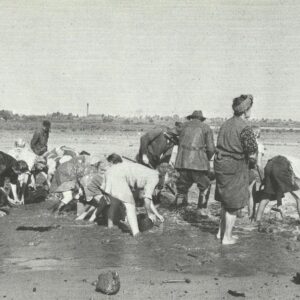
top-left (174, 110), bottom-right (215, 211)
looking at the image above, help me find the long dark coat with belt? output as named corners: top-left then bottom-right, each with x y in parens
top-left (214, 116), bottom-right (254, 209)
top-left (175, 119), bottom-right (215, 171)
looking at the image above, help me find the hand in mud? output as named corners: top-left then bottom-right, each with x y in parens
top-left (142, 154), bottom-right (149, 165)
top-left (8, 197), bottom-right (21, 206)
top-left (148, 214), bottom-right (157, 223)
top-left (157, 214), bottom-right (164, 223)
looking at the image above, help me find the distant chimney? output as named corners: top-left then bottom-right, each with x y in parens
top-left (87, 103), bottom-right (89, 116)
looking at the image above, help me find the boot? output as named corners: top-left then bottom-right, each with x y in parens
top-left (197, 192), bottom-right (209, 218)
top-left (175, 193), bottom-right (188, 208)
top-left (197, 193), bottom-right (206, 209)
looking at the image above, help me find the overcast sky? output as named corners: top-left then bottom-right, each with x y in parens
top-left (0, 0), bottom-right (299, 120)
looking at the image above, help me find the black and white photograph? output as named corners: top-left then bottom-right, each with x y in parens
top-left (0, 1), bottom-right (299, 299)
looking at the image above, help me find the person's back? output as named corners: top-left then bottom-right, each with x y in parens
top-left (106, 161), bottom-right (158, 190)
top-left (103, 153), bottom-right (165, 236)
top-left (123, 162), bottom-right (159, 188)
top-left (216, 116), bottom-right (248, 158)
top-left (30, 129), bottom-right (48, 156)
top-left (174, 110), bottom-right (215, 210)
top-left (285, 155), bottom-right (300, 180)
top-left (137, 128), bottom-right (168, 168)
top-left (175, 119), bottom-right (214, 171)
top-left (30, 120), bottom-right (51, 156)
top-left (10, 148), bottom-right (36, 171)
top-left (0, 152), bottom-right (20, 204)
top-left (0, 151), bottom-right (18, 184)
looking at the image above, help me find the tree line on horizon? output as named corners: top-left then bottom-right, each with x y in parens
top-left (0, 110), bottom-right (299, 130)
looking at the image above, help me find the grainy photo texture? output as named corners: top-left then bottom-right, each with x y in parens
top-left (0, 1), bottom-right (299, 299)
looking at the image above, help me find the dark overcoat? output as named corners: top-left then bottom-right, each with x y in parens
top-left (175, 120), bottom-right (215, 171)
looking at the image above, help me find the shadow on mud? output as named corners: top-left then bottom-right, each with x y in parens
top-left (16, 225), bottom-right (61, 232)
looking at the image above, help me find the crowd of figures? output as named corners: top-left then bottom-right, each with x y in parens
top-left (0, 95), bottom-right (300, 244)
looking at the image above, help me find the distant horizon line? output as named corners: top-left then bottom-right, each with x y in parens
top-left (0, 110), bottom-right (298, 123)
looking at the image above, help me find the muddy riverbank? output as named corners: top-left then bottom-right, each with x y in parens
top-left (0, 197), bottom-right (299, 299)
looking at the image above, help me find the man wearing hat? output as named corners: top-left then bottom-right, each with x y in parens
top-left (136, 122), bottom-right (183, 169)
top-left (174, 110), bottom-right (215, 211)
top-left (30, 120), bottom-right (51, 156)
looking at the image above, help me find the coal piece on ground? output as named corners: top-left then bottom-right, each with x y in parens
top-left (137, 213), bottom-right (154, 232)
top-left (228, 290), bottom-right (246, 297)
top-left (286, 242), bottom-right (297, 251)
top-left (292, 273), bottom-right (300, 285)
top-left (96, 271), bottom-right (120, 295)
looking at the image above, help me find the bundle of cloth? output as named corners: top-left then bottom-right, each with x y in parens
top-left (49, 154), bottom-right (106, 216)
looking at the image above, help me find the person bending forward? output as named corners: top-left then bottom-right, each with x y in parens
top-left (103, 153), bottom-right (164, 236)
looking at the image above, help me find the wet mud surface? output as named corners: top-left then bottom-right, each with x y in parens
top-left (0, 195), bottom-right (299, 299)
top-left (0, 130), bottom-right (300, 298)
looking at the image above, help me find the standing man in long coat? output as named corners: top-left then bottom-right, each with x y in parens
top-left (30, 120), bottom-right (51, 156)
top-left (175, 111), bottom-right (215, 211)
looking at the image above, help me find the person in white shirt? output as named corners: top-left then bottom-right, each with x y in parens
top-left (103, 153), bottom-right (164, 236)
top-left (8, 138), bottom-right (36, 171)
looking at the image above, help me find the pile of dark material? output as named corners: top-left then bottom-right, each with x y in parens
top-left (95, 271), bottom-right (120, 295)
top-left (137, 213), bottom-right (154, 232)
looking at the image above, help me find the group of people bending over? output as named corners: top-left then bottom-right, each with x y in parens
top-left (0, 119), bottom-right (171, 236)
top-left (0, 98), bottom-right (300, 242)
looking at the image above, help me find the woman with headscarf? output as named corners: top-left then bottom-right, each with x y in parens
top-left (214, 95), bottom-right (257, 245)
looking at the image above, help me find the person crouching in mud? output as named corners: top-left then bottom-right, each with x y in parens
top-left (255, 155), bottom-right (300, 223)
top-left (103, 153), bottom-right (164, 237)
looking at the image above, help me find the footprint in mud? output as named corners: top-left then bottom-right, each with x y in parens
top-left (181, 209), bottom-right (219, 234)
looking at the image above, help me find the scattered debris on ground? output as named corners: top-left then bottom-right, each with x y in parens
top-left (162, 278), bottom-right (191, 284)
top-left (228, 290), bottom-right (246, 297)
